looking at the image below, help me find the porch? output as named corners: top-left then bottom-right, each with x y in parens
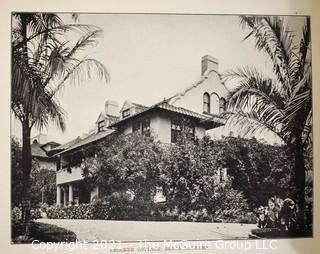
top-left (56, 182), bottom-right (99, 207)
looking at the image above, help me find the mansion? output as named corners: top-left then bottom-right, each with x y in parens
top-left (50, 55), bottom-right (229, 206)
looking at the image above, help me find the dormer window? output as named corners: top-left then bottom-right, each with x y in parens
top-left (203, 92), bottom-right (210, 113)
top-left (98, 120), bottom-right (105, 132)
top-left (122, 109), bottom-right (130, 118)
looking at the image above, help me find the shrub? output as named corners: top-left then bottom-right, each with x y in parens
top-left (237, 212), bottom-right (258, 224)
top-left (46, 200), bottom-right (111, 220)
top-left (105, 192), bottom-right (133, 220)
top-left (47, 204), bottom-right (92, 219)
top-left (11, 206), bottom-right (42, 222)
top-left (12, 207), bottom-right (22, 223)
top-left (30, 208), bottom-right (42, 220)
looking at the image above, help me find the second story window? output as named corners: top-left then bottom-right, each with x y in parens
top-left (171, 119), bottom-right (182, 143)
top-left (203, 93), bottom-right (210, 113)
top-left (98, 120), bottom-right (105, 132)
top-left (122, 109), bottom-right (130, 118)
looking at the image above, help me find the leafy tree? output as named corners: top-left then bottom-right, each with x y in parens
top-left (160, 134), bottom-right (249, 220)
top-left (11, 13), bottom-right (109, 235)
top-left (218, 136), bottom-right (293, 208)
top-left (11, 137), bottom-right (58, 207)
top-left (221, 16), bottom-right (311, 231)
top-left (82, 132), bottom-right (164, 219)
top-left (29, 164), bottom-right (56, 205)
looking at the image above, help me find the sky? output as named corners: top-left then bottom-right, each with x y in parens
top-left (11, 14), bottom-right (306, 144)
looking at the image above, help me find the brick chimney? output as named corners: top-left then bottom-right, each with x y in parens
top-left (201, 55), bottom-right (219, 76)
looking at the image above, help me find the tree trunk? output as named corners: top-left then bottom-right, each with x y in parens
top-left (21, 123), bottom-right (32, 237)
top-left (293, 134), bottom-right (306, 234)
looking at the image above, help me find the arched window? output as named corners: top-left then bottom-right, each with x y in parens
top-left (210, 93), bottom-right (220, 114)
top-left (219, 97), bottom-right (227, 113)
top-left (203, 93), bottom-right (210, 113)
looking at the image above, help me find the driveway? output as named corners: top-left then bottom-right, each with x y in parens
top-left (37, 219), bottom-right (257, 242)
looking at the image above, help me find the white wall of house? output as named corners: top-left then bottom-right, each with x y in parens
top-left (118, 113), bottom-right (205, 144)
top-left (168, 55), bottom-right (229, 117)
top-left (56, 166), bottom-right (84, 185)
top-left (151, 114), bottom-right (171, 143)
top-left (170, 71), bottom-right (229, 116)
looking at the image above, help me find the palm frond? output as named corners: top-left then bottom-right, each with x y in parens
top-left (282, 89), bottom-right (312, 135)
top-left (239, 16), bottom-right (298, 97)
top-left (222, 111), bottom-right (286, 143)
top-left (293, 17), bottom-right (311, 84)
top-left (12, 13), bottom-right (109, 133)
top-left (222, 67), bottom-right (286, 108)
top-left (32, 91), bottom-right (67, 132)
top-left (13, 22), bottom-right (102, 51)
top-left (51, 58), bottom-right (110, 96)
top-left (301, 110), bottom-right (312, 146)
top-left (66, 28), bottom-right (102, 58)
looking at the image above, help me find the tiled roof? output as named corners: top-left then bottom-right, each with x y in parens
top-left (43, 141), bottom-right (60, 146)
top-left (58, 129), bottom-right (114, 155)
top-left (31, 142), bottom-right (48, 158)
top-left (157, 102), bottom-right (212, 121)
top-left (109, 101), bottom-right (225, 128)
top-left (52, 136), bottom-right (82, 152)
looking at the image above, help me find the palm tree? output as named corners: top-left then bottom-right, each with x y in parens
top-left (221, 16), bottom-right (311, 233)
top-left (11, 13), bottom-right (109, 236)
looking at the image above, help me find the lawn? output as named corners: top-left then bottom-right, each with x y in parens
top-left (12, 221), bottom-right (77, 243)
top-left (37, 219), bottom-right (257, 242)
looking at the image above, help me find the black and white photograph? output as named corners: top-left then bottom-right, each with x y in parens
top-left (10, 12), bottom-right (313, 246)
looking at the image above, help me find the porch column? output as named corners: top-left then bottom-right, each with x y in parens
top-left (56, 185), bottom-right (61, 206)
top-left (68, 183), bottom-right (73, 206)
top-left (63, 186), bottom-right (67, 207)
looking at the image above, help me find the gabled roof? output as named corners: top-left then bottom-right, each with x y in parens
top-left (109, 101), bottom-right (225, 130)
top-left (51, 136), bottom-right (82, 152)
top-left (96, 112), bottom-right (106, 123)
top-left (57, 129), bottom-right (114, 155)
top-left (41, 141), bottom-right (60, 148)
top-left (31, 142), bottom-right (48, 158)
top-left (166, 69), bottom-right (230, 105)
top-left (120, 100), bottom-right (148, 113)
top-left (96, 112), bottom-right (119, 123)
